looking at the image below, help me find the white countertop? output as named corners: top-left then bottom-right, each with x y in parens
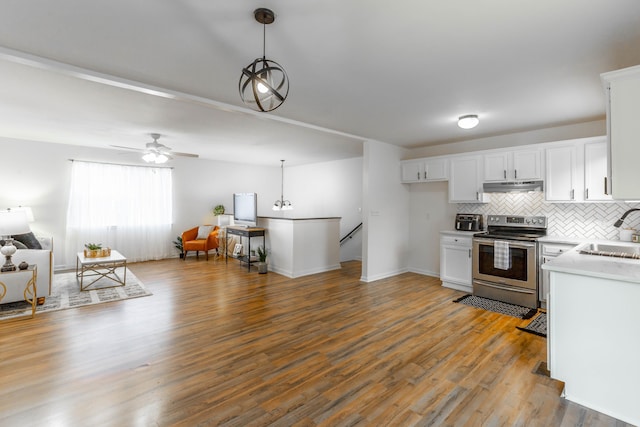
top-left (542, 240), bottom-right (640, 284)
top-left (538, 235), bottom-right (588, 245)
top-left (440, 230), bottom-right (479, 237)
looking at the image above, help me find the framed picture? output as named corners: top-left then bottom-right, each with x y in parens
top-left (233, 243), bottom-right (243, 257)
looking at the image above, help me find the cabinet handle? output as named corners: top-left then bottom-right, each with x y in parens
top-left (424, 170), bottom-right (427, 179)
top-left (570, 189), bottom-right (575, 200)
top-left (514, 169), bottom-right (518, 179)
top-left (417, 171), bottom-right (420, 180)
top-left (604, 177), bottom-right (609, 195)
top-left (585, 188), bottom-right (589, 200)
top-left (476, 191), bottom-right (479, 200)
top-left (468, 249), bottom-right (471, 258)
top-left (503, 170), bottom-right (506, 179)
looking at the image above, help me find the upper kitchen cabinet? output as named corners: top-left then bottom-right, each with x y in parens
top-left (400, 157), bottom-right (448, 183)
top-left (483, 149), bottom-right (542, 182)
top-left (584, 139), bottom-right (611, 201)
top-left (545, 136), bottom-right (609, 202)
top-left (545, 144), bottom-right (578, 201)
top-left (601, 65), bottom-right (640, 200)
top-left (449, 155), bottom-right (489, 203)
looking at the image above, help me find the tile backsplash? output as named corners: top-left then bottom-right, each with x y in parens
top-left (458, 192), bottom-right (640, 240)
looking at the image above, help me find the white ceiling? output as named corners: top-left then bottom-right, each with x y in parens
top-left (1, 0), bottom-right (639, 166)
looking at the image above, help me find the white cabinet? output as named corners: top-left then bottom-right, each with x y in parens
top-left (545, 144), bottom-right (578, 201)
top-left (401, 157), bottom-right (448, 183)
top-left (538, 241), bottom-right (578, 308)
top-left (440, 232), bottom-right (473, 292)
top-left (601, 65), bottom-right (640, 200)
top-left (484, 149), bottom-right (542, 181)
top-left (449, 155), bottom-right (489, 203)
top-left (584, 140), bottom-right (611, 201)
top-left (545, 137), bottom-right (609, 202)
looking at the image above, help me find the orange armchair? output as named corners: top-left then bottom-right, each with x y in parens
top-left (181, 225), bottom-right (220, 260)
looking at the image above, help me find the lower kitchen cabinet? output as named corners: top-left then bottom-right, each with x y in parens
top-left (440, 231), bottom-right (473, 292)
top-left (539, 240), bottom-right (579, 308)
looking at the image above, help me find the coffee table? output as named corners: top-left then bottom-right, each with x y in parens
top-left (76, 250), bottom-right (127, 291)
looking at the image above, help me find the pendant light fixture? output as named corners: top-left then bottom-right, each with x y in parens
top-left (273, 160), bottom-right (293, 211)
top-left (239, 8), bottom-right (289, 112)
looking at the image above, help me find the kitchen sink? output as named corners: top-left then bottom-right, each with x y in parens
top-left (577, 243), bottom-right (640, 259)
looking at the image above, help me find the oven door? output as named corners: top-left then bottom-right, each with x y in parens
top-left (472, 237), bottom-right (538, 290)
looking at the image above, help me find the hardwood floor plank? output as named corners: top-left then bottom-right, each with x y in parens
top-left (0, 259), bottom-right (632, 426)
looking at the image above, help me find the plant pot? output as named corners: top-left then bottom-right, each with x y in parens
top-left (257, 262), bottom-right (268, 274)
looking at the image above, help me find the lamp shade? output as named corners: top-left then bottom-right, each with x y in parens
top-left (10, 206), bottom-right (35, 222)
top-left (0, 210), bottom-right (31, 236)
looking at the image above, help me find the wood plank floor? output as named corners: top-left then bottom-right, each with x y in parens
top-left (0, 258), bottom-right (631, 427)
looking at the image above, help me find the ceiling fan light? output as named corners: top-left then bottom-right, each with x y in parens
top-left (142, 152), bottom-right (157, 163)
top-left (458, 115), bottom-right (479, 129)
top-left (155, 153), bottom-right (169, 164)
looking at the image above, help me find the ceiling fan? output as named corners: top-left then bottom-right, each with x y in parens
top-left (111, 133), bottom-right (199, 164)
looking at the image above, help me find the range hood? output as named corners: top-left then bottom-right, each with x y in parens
top-left (483, 180), bottom-right (544, 193)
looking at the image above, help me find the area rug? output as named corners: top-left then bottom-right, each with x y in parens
top-left (453, 294), bottom-right (537, 319)
top-left (0, 268), bottom-right (152, 320)
top-left (517, 312), bottom-right (547, 337)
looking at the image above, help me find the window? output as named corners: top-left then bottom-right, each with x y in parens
top-left (65, 160), bottom-right (173, 264)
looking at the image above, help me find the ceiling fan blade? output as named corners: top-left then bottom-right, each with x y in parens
top-left (172, 151), bottom-right (199, 158)
top-left (110, 144), bottom-right (145, 152)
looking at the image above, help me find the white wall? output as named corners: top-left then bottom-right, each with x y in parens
top-left (361, 140), bottom-right (410, 282)
top-left (407, 181), bottom-right (458, 276)
top-left (1, 137), bottom-right (364, 269)
top-left (283, 157), bottom-right (363, 262)
top-left (407, 119), bottom-right (606, 159)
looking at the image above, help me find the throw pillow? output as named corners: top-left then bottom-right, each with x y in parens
top-left (12, 232), bottom-right (42, 249)
top-left (196, 225), bottom-right (213, 240)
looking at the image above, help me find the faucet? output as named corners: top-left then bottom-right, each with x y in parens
top-left (613, 208), bottom-right (640, 228)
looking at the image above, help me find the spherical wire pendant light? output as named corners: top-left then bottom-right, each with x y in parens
top-left (239, 8), bottom-right (289, 112)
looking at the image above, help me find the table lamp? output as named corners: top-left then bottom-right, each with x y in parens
top-left (0, 209), bottom-right (31, 272)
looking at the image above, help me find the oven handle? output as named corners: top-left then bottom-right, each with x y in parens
top-left (473, 238), bottom-right (537, 250)
top-left (474, 280), bottom-right (535, 295)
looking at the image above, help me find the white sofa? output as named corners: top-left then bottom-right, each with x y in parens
top-left (2, 237), bottom-right (53, 304)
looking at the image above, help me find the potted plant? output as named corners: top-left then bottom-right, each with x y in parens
top-left (173, 236), bottom-right (184, 258)
top-left (84, 243), bottom-right (110, 258)
top-left (256, 245), bottom-right (268, 274)
top-left (213, 204), bottom-right (225, 216)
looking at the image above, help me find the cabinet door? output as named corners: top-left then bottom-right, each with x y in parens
top-left (609, 75), bottom-right (640, 199)
top-left (449, 156), bottom-right (486, 203)
top-left (440, 245), bottom-right (472, 286)
top-left (545, 145), bottom-right (577, 201)
top-left (512, 149), bottom-right (542, 180)
top-left (483, 152), bottom-right (509, 181)
top-left (400, 160), bottom-right (423, 183)
top-left (584, 140), bottom-right (611, 201)
top-left (424, 158), bottom-right (448, 181)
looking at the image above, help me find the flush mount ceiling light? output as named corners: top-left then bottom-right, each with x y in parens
top-left (273, 160), bottom-right (293, 211)
top-left (239, 8), bottom-right (289, 112)
top-left (458, 114), bottom-right (479, 129)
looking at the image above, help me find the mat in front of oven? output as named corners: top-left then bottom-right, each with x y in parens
top-left (453, 294), bottom-right (537, 319)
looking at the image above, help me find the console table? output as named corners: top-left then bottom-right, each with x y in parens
top-left (225, 226), bottom-right (266, 272)
top-left (0, 265), bottom-right (38, 319)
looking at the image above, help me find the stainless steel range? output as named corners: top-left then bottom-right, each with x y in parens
top-left (472, 215), bottom-right (547, 309)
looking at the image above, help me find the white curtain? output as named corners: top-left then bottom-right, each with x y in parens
top-left (65, 160), bottom-right (173, 264)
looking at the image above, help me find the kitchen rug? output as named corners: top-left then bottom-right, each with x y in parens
top-left (453, 294), bottom-right (537, 319)
top-left (517, 312), bottom-right (547, 337)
